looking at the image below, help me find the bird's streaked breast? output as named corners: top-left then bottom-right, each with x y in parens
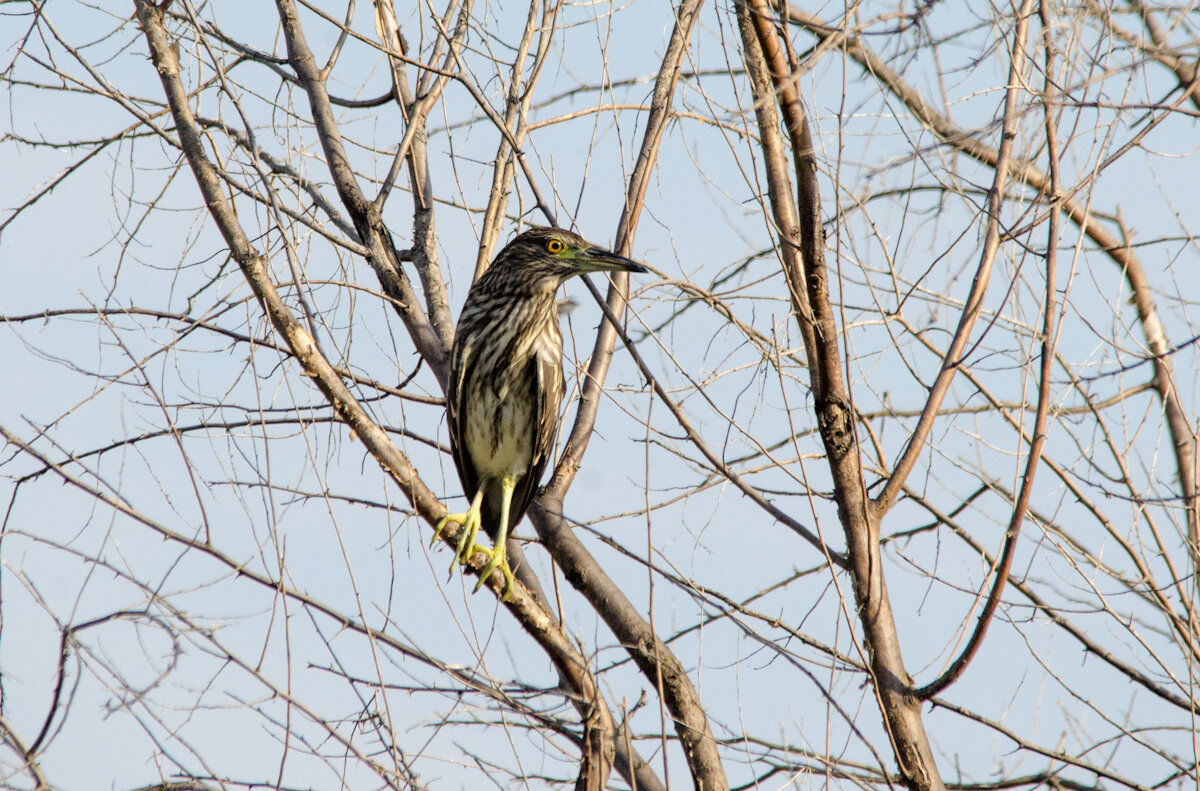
top-left (452, 289), bottom-right (562, 484)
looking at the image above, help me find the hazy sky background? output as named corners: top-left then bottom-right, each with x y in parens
top-left (2, 1), bottom-right (1197, 789)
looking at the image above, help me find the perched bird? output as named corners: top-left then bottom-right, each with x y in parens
top-left (434, 226), bottom-right (647, 600)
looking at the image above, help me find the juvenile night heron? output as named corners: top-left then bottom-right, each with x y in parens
top-left (434, 226), bottom-right (647, 600)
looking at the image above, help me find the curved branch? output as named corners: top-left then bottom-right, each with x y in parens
top-left (0, 714), bottom-right (50, 791)
top-left (870, 1), bottom-right (1032, 516)
top-left (919, 1), bottom-right (1061, 697)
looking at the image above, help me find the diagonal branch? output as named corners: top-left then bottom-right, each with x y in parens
top-left (548, 0), bottom-right (704, 496)
top-left (528, 3), bottom-right (730, 791)
top-left (372, 0), bottom-right (466, 350)
top-left (473, 0), bottom-right (557, 276)
top-left (871, 0), bottom-right (1033, 516)
top-left (133, 6), bottom-right (613, 787)
top-left (275, 0), bottom-right (450, 383)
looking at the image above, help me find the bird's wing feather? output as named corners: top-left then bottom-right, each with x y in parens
top-left (500, 347), bottom-right (562, 535)
top-left (446, 336), bottom-right (482, 507)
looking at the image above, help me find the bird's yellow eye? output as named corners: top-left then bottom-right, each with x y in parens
top-left (546, 239), bottom-right (565, 254)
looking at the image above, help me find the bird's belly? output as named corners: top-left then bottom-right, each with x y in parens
top-left (462, 386), bottom-right (535, 483)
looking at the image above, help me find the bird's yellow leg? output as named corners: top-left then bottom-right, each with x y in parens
top-left (475, 474), bottom-right (516, 601)
top-left (433, 488), bottom-right (487, 570)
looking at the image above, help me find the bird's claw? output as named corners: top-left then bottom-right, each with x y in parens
top-left (434, 510), bottom-right (483, 570)
top-left (431, 513), bottom-right (458, 546)
top-left (474, 543), bottom-right (515, 602)
top-left (433, 508), bottom-right (514, 600)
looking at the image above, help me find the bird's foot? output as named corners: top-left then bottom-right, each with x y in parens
top-left (474, 541), bottom-right (515, 602)
top-left (432, 503), bottom-right (514, 600)
top-left (433, 505), bottom-right (486, 570)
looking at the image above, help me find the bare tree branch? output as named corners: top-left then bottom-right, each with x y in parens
top-left (130, 8), bottom-right (616, 787)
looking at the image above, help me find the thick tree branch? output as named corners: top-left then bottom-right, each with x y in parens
top-left (740, 2), bottom-right (946, 787)
top-left (133, 6), bottom-right (613, 786)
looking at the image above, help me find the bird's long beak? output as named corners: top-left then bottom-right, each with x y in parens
top-left (578, 248), bottom-right (649, 275)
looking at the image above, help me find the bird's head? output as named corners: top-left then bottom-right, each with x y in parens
top-left (484, 227), bottom-right (647, 295)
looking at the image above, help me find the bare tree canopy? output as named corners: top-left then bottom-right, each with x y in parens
top-left (2, 1), bottom-right (1198, 790)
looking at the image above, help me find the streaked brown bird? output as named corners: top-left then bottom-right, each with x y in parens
top-left (434, 226), bottom-right (647, 599)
